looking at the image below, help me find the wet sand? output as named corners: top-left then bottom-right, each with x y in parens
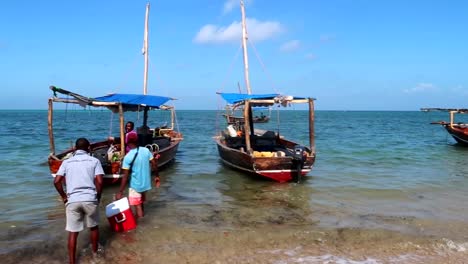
top-left (4, 200), bottom-right (468, 264)
top-left (3, 180), bottom-right (468, 264)
top-left (100, 224), bottom-right (468, 264)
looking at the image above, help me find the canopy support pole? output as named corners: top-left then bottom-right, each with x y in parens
top-left (450, 111), bottom-right (455, 128)
top-left (143, 106), bottom-right (149, 128)
top-left (48, 99), bottom-right (55, 154)
top-left (244, 100), bottom-right (252, 153)
top-left (119, 104), bottom-right (125, 158)
top-left (308, 98), bottom-right (315, 154)
top-left (171, 107), bottom-right (175, 130)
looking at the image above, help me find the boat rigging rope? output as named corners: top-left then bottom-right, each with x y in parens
top-left (220, 43), bottom-right (242, 92)
top-left (64, 95), bottom-right (69, 121)
top-left (148, 57), bottom-right (170, 97)
top-left (248, 39), bottom-right (279, 94)
top-left (172, 107), bottom-right (181, 134)
top-left (216, 43), bottom-right (242, 134)
top-left (108, 112), bottom-right (114, 137)
top-left (115, 52), bottom-right (141, 93)
top-left (276, 105), bottom-right (280, 136)
top-left (137, 105), bottom-right (140, 122)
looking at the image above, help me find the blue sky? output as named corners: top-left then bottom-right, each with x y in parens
top-left (1, 0), bottom-right (467, 110)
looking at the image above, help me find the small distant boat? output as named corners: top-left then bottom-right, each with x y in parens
top-left (214, 0), bottom-right (316, 183)
top-left (47, 3), bottom-right (183, 184)
top-left (421, 108), bottom-right (468, 146)
top-left (223, 106), bottom-right (271, 124)
top-left (253, 114), bottom-right (270, 123)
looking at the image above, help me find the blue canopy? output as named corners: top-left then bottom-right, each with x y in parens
top-left (94, 93), bottom-right (172, 108)
top-left (218, 93), bottom-right (279, 104)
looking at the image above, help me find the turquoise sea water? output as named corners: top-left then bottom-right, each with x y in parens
top-left (1, 109), bottom-right (468, 263)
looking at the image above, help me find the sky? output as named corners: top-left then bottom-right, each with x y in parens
top-left (1, 0), bottom-right (467, 110)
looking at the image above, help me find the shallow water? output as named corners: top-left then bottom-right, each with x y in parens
top-left (1, 110), bottom-right (468, 263)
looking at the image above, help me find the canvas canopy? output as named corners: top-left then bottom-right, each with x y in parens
top-left (94, 94), bottom-right (172, 108)
top-left (218, 93), bottom-right (280, 104)
top-left (217, 92), bottom-right (311, 108)
top-left (50, 86), bottom-right (174, 112)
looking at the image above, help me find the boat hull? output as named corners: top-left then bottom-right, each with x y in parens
top-left (215, 136), bottom-right (315, 183)
top-left (444, 125), bottom-right (468, 146)
top-left (49, 137), bottom-right (182, 185)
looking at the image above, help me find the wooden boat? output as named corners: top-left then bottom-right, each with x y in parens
top-left (47, 3), bottom-right (183, 184)
top-left (253, 112), bottom-right (270, 123)
top-left (422, 108), bottom-right (468, 146)
top-left (224, 106), bottom-right (271, 124)
top-left (214, 0), bottom-right (316, 183)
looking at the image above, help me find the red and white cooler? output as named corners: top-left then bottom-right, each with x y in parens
top-left (105, 197), bottom-right (137, 232)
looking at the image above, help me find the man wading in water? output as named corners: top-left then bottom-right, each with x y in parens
top-left (53, 138), bottom-right (104, 264)
top-left (116, 132), bottom-right (157, 218)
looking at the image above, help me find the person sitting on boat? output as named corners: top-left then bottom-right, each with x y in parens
top-left (108, 121), bottom-right (137, 153)
top-left (124, 121), bottom-right (138, 152)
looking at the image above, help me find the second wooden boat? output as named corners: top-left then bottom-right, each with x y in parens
top-left (214, 1), bottom-right (316, 183)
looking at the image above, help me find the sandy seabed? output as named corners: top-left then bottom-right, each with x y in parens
top-left (4, 200), bottom-right (468, 264)
top-left (99, 224), bottom-right (468, 264)
top-left (14, 224), bottom-right (464, 264)
top-left (3, 216), bottom-right (468, 264)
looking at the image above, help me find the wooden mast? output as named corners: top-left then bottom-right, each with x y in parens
top-left (240, 0), bottom-right (255, 142)
top-left (142, 2), bottom-right (150, 128)
top-left (240, 0), bottom-right (251, 94)
top-left (143, 2), bottom-right (150, 96)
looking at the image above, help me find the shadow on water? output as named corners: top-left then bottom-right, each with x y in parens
top-left (199, 165), bottom-right (317, 229)
top-left (1, 205), bottom-right (119, 264)
top-left (128, 159), bottom-right (318, 233)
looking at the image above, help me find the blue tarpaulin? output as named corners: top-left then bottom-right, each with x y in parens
top-left (218, 93), bottom-right (280, 104)
top-left (94, 94), bottom-right (172, 108)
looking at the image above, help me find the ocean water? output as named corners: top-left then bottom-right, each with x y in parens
top-left (1, 109), bottom-right (468, 263)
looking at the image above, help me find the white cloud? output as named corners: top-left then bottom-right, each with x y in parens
top-left (194, 18), bottom-right (284, 44)
top-left (280, 40), bottom-right (301, 52)
top-left (305, 53), bottom-right (316, 60)
top-left (404, 83), bottom-right (436, 93)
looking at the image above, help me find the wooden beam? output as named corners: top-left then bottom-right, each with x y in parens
top-left (421, 108), bottom-right (468, 113)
